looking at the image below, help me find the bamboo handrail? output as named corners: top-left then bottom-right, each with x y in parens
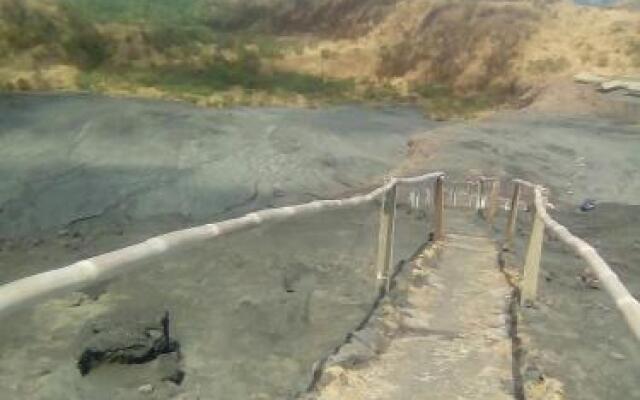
top-left (531, 186), bottom-right (640, 341)
top-left (0, 172), bottom-right (445, 319)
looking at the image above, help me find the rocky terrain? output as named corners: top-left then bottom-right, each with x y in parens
top-left (0, 95), bottom-right (438, 399)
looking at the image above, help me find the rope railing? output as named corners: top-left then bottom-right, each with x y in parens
top-left (0, 171), bottom-right (445, 319)
top-left (506, 181), bottom-right (640, 341)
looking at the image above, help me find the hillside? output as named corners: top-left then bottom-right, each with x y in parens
top-left (1, 0), bottom-right (639, 117)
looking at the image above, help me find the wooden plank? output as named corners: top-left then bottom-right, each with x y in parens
top-left (521, 209), bottom-right (544, 306)
top-left (505, 182), bottom-right (521, 248)
top-left (433, 176), bottom-right (445, 241)
top-left (376, 183), bottom-right (397, 293)
top-left (486, 180), bottom-right (500, 224)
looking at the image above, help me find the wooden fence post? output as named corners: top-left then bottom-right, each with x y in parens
top-left (451, 184), bottom-right (457, 208)
top-left (521, 207), bottom-right (545, 306)
top-left (434, 176), bottom-right (445, 241)
top-left (505, 182), bottom-right (521, 248)
top-left (486, 179), bottom-right (500, 224)
top-left (479, 180), bottom-right (486, 211)
top-left (376, 183), bottom-right (397, 293)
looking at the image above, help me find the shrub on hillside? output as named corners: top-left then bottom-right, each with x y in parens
top-left (377, 1), bottom-right (540, 95)
top-left (0, 0), bottom-right (59, 50)
top-left (273, 0), bottom-right (398, 37)
top-left (61, 8), bottom-right (110, 69)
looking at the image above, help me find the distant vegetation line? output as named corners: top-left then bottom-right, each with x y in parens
top-left (60, 0), bottom-right (211, 26)
top-left (1, 0), bottom-right (639, 118)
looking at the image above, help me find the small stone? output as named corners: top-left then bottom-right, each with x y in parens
top-left (69, 292), bottom-right (90, 307)
top-left (138, 384), bottom-right (154, 394)
top-left (163, 369), bottom-right (186, 386)
top-left (578, 269), bottom-right (600, 289)
top-left (580, 199), bottom-right (596, 212)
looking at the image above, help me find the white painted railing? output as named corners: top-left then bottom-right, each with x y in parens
top-left (0, 172), bottom-right (445, 319)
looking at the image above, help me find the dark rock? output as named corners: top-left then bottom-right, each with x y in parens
top-left (162, 369), bottom-right (186, 385)
top-left (578, 268), bottom-right (600, 289)
top-left (76, 311), bottom-right (180, 376)
top-left (153, 353), bottom-right (184, 386)
top-left (580, 199), bottom-right (596, 212)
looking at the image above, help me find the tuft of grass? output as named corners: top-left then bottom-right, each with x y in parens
top-left (59, 0), bottom-right (210, 26)
top-left (416, 83), bottom-right (510, 119)
top-left (628, 39), bottom-right (640, 67)
top-left (527, 56), bottom-right (570, 75)
top-left (79, 52), bottom-right (355, 102)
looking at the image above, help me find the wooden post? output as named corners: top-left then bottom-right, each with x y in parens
top-left (433, 176), bottom-right (445, 241)
top-left (521, 209), bottom-right (545, 306)
top-left (376, 183), bottom-right (397, 293)
top-left (486, 179), bottom-right (500, 224)
top-left (505, 182), bottom-right (521, 248)
top-left (451, 184), bottom-right (457, 208)
top-left (479, 180), bottom-right (486, 211)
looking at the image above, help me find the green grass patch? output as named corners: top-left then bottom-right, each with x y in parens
top-left (80, 56), bottom-right (355, 101)
top-left (416, 83), bottom-right (509, 119)
top-left (59, 0), bottom-right (211, 26)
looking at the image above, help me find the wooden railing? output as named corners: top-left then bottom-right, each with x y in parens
top-left (504, 179), bottom-right (640, 341)
top-left (1, 172), bottom-right (638, 342)
top-left (0, 172), bottom-right (446, 319)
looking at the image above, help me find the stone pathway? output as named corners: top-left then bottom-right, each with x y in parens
top-left (317, 211), bottom-right (516, 399)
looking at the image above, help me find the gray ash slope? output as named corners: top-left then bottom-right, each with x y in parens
top-left (0, 94), bottom-right (437, 400)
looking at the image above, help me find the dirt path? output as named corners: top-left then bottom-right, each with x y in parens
top-left (318, 210), bottom-right (516, 400)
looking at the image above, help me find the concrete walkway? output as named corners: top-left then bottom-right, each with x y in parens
top-left (318, 211), bottom-right (516, 399)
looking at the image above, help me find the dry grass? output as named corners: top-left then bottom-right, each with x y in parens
top-left (1, 0), bottom-right (639, 117)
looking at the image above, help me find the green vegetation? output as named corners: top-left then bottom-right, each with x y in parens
top-left (416, 84), bottom-right (510, 119)
top-left (59, 0), bottom-right (211, 26)
top-left (1, 0), bottom-right (532, 118)
top-left (79, 51), bottom-right (355, 103)
top-left (0, 0), bottom-right (110, 69)
top-left (58, 0), bottom-right (285, 31)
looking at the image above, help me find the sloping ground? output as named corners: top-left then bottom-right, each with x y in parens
top-left (312, 210), bottom-right (517, 400)
top-left (391, 91), bottom-right (640, 399)
top-left (1, 0), bottom-right (638, 113)
top-left (274, 0), bottom-right (640, 97)
top-left (0, 97), bottom-right (440, 400)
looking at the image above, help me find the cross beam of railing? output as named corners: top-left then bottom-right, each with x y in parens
top-left (0, 172), bottom-right (446, 319)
